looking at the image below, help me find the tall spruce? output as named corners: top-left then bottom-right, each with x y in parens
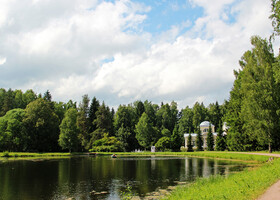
top-left (206, 124), bottom-right (214, 151)
top-left (224, 70), bottom-right (250, 151)
top-left (195, 128), bottom-right (204, 151)
top-left (88, 97), bottom-right (100, 133)
top-left (170, 124), bottom-right (183, 151)
top-left (187, 133), bottom-right (193, 152)
top-left (215, 122), bottom-right (226, 151)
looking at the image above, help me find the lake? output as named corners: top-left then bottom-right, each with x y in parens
top-left (0, 155), bottom-right (247, 200)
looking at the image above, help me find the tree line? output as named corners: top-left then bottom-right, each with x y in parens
top-left (0, 89), bottom-right (225, 152)
top-left (0, 0), bottom-right (279, 153)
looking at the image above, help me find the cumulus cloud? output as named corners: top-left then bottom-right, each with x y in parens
top-left (0, 0), bottom-right (276, 108)
top-left (87, 0), bottom-right (274, 107)
top-left (0, 57), bottom-right (6, 65)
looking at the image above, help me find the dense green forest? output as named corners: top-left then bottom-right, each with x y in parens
top-left (0, 88), bottom-right (225, 152)
top-left (0, 0), bottom-right (279, 153)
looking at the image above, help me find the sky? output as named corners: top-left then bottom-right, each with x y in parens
top-left (0, 0), bottom-right (279, 108)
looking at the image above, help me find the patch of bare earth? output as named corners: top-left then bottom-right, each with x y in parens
top-left (257, 180), bottom-right (280, 200)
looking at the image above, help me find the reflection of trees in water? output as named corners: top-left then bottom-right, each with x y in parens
top-left (0, 157), bottom-right (242, 200)
top-left (184, 158), bottom-right (231, 179)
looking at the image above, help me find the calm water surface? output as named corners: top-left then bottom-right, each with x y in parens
top-left (0, 156), bottom-right (247, 200)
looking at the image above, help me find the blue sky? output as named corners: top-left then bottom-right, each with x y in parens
top-left (0, 0), bottom-right (277, 108)
top-left (138, 0), bottom-right (204, 35)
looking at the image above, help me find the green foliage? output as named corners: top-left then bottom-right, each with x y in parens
top-left (240, 36), bottom-right (278, 152)
top-left (187, 133), bottom-right (193, 152)
top-left (77, 110), bottom-right (90, 149)
top-left (224, 70), bottom-right (250, 151)
top-left (23, 98), bottom-right (60, 152)
top-left (156, 102), bottom-right (178, 133)
top-left (1, 89), bottom-right (15, 116)
top-left (161, 128), bottom-right (171, 137)
top-left (206, 124), bottom-right (214, 151)
top-left (178, 106), bottom-right (194, 135)
top-left (116, 125), bottom-right (131, 151)
top-left (195, 128), bottom-right (204, 151)
top-left (215, 123), bottom-right (226, 151)
top-left (54, 102), bottom-right (67, 123)
top-left (43, 90), bottom-right (52, 102)
top-left (90, 133), bottom-right (122, 152)
top-left (114, 104), bottom-right (138, 151)
top-left (192, 102), bottom-right (207, 129)
top-left (120, 184), bottom-right (133, 200)
top-left (22, 89), bottom-right (37, 106)
top-left (135, 113), bottom-right (155, 149)
top-left (144, 100), bottom-right (157, 127)
top-left (155, 136), bottom-right (170, 151)
top-left (0, 109), bottom-right (26, 151)
top-left (170, 124), bottom-right (183, 151)
top-left (135, 100), bottom-right (145, 119)
top-left (208, 102), bottom-right (221, 129)
top-left (59, 108), bottom-right (79, 152)
top-left (92, 102), bottom-right (114, 139)
top-left (270, 0), bottom-right (280, 37)
top-left (88, 97), bottom-right (100, 133)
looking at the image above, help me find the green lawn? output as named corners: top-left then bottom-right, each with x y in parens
top-left (94, 151), bottom-right (271, 162)
top-left (0, 152), bottom-right (72, 158)
top-left (163, 158), bottom-right (280, 200)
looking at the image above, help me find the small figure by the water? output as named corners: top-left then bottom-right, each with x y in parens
top-left (111, 154), bottom-right (117, 158)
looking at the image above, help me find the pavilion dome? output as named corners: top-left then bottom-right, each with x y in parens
top-left (200, 121), bottom-right (214, 127)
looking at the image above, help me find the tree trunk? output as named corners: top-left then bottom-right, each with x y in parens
top-left (269, 142), bottom-right (272, 153)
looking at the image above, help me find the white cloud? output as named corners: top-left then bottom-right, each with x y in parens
top-left (0, 57), bottom-right (6, 65)
top-left (0, 0), bottom-right (276, 108)
top-left (86, 0), bottom-right (274, 107)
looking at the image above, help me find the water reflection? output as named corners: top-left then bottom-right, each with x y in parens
top-left (0, 156), bottom-right (247, 200)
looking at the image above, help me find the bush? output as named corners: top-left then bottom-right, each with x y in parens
top-left (90, 134), bottom-right (123, 152)
top-left (155, 137), bottom-right (170, 151)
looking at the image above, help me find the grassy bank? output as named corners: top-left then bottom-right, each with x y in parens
top-left (0, 152), bottom-right (72, 158)
top-left (0, 151), bottom-right (275, 161)
top-left (163, 158), bottom-right (280, 200)
top-left (0, 151), bottom-right (274, 163)
top-left (95, 151), bottom-right (271, 163)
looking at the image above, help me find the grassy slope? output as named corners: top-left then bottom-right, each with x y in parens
top-left (0, 152), bottom-right (72, 158)
top-left (164, 159), bottom-right (280, 200)
top-left (95, 151), bottom-right (271, 162)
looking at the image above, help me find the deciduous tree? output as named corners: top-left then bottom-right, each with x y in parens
top-left (59, 108), bottom-right (79, 152)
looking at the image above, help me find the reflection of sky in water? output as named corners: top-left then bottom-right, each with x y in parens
top-left (0, 156), bottom-right (247, 200)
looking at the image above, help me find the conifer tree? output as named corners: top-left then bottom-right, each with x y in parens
top-left (215, 122), bottom-right (226, 151)
top-left (187, 133), bottom-right (193, 152)
top-left (206, 124), bottom-right (214, 151)
top-left (171, 124), bottom-right (183, 151)
top-left (195, 127), bottom-right (204, 151)
top-left (88, 97), bottom-right (100, 133)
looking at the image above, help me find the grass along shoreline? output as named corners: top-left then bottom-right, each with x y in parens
top-left (93, 151), bottom-right (272, 163)
top-left (0, 151), bottom-right (274, 162)
top-left (163, 158), bottom-right (280, 200)
top-left (0, 152), bottom-right (72, 158)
